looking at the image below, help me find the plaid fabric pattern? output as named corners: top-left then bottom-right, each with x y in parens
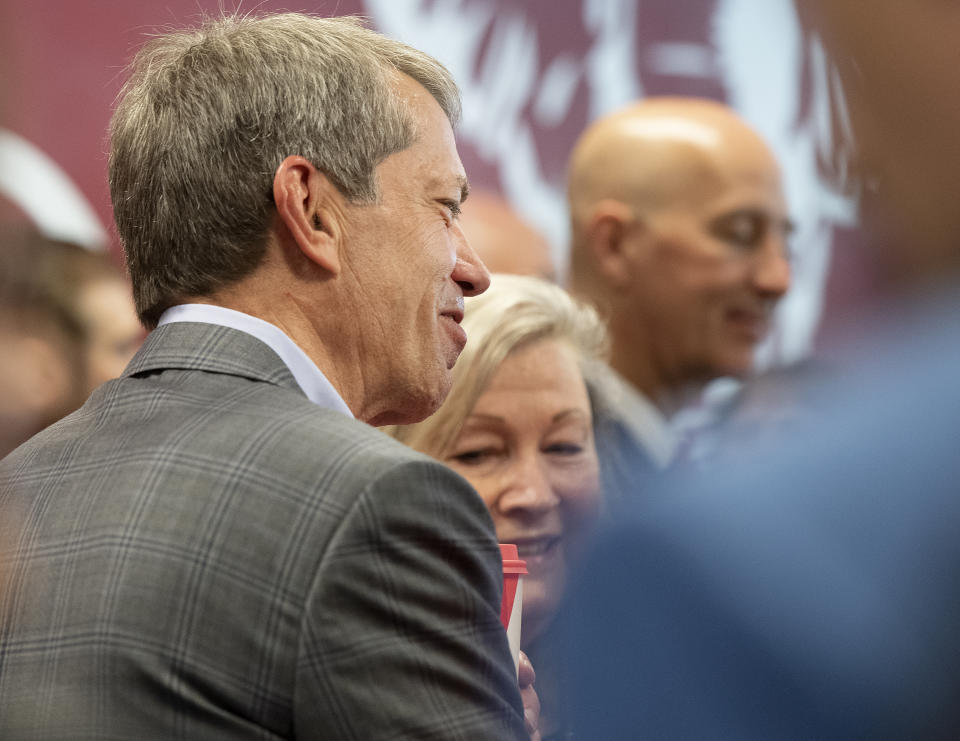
top-left (0, 322), bottom-right (524, 740)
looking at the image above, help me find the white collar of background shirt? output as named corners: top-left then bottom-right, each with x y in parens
top-left (587, 361), bottom-right (677, 469)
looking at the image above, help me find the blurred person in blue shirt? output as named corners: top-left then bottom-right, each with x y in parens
top-left (564, 1), bottom-right (960, 738)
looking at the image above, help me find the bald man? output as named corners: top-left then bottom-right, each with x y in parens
top-left (566, 97), bottom-right (792, 497)
top-left (458, 190), bottom-right (557, 281)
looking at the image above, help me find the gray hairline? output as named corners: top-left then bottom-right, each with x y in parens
top-left (109, 12), bottom-right (462, 326)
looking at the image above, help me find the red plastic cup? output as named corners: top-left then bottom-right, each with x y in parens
top-left (499, 543), bottom-right (528, 676)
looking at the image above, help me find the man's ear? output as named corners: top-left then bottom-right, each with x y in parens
top-left (272, 155), bottom-right (344, 276)
top-left (586, 199), bottom-right (640, 290)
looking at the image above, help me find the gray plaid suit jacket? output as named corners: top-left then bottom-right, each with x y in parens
top-left (0, 322), bottom-right (525, 740)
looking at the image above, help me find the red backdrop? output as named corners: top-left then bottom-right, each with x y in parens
top-left (0, 0), bottom-right (876, 353)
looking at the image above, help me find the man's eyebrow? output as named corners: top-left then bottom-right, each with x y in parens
top-left (426, 174), bottom-right (469, 205)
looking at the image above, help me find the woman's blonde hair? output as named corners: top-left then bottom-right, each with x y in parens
top-left (386, 274), bottom-right (608, 456)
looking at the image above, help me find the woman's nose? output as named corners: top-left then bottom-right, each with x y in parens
top-left (496, 454), bottom-right (560, 516)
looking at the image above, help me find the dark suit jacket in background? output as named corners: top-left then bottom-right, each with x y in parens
top-left (587, 376), bottom-right (662, 510)
top-left (0, 322), bottom-right (525, 740)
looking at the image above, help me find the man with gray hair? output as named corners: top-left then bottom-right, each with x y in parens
top-left (0, 13), bottom-right (536, 740)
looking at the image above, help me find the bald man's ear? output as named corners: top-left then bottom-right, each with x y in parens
top-left (272, 155), bottom-right (343, 276)
top-left (585, 200), bottom-right (639, 290)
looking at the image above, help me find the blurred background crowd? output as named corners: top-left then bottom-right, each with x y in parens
top-left (0, 0), bottom-right (874, 461)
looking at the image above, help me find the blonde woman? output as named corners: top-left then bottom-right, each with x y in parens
top-left (387, 274), bottom-right (607, 740)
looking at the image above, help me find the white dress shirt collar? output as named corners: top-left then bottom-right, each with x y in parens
top-left (157, 304), bottom-right (353, 418)
top-left (588, 361), bottom-right (677, 468)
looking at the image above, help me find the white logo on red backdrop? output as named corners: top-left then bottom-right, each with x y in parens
top-left (367, 0), bottom-right (855, 367)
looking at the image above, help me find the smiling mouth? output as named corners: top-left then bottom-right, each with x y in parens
top-left (441, 307), bottom-right (464, 324)
top-left (439, 312), bottom-right (467, 366)
top-left (515, 536), bottom-right (561, 559)
top-left (727, 308), bottom-right (770, 339)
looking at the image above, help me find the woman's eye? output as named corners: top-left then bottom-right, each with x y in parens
top-left (545, 443), bottom-right (584, 456)
top-left (450, 448), bottom-right (498, 465)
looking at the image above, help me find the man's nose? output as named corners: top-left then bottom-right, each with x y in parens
top-left (452, 227), bottom-right (491, 296)
top-left (752, 236), bottom-right (791, 298)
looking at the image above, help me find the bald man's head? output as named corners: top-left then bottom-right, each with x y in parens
top-left (566, 98), bottom-right (792, 408)
top-left (568, 98), bottom-right (783, 255)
